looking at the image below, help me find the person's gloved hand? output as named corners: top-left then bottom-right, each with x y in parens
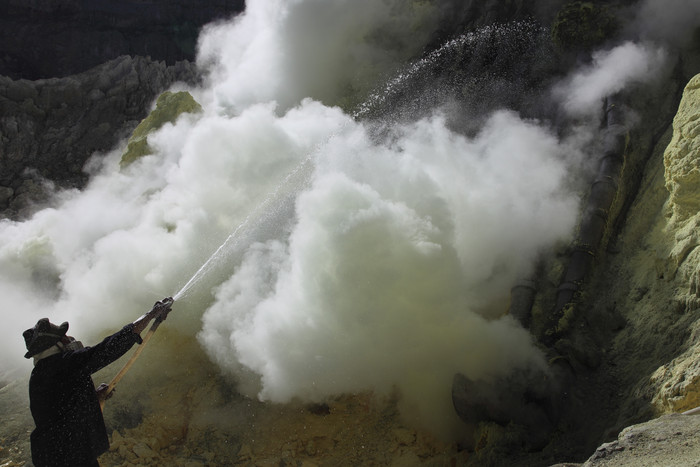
top-left (149, 297), bottom-right (173, 321)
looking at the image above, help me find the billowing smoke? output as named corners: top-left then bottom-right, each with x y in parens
top-left (0, 0), bottom-right (679, 439)
top-left (196, 0), bottom-right (441, 112)
top-left (198, 109), bottom-right (579, 436)
top-left (553, 41), bottom-right (668, 117)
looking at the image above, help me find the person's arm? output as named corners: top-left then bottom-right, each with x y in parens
top-left (64, 298), bottom-right (174, 375)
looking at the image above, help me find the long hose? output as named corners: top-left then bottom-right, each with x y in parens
top-left (99, 315), bottom-right (165, 410)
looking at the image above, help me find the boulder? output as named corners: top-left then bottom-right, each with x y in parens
top-left (581, 414), bottom-right (700, 467)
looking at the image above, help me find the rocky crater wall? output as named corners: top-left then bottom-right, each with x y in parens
top-left (649, 73), bottom-right (700, 414)
top-left (0, 55), bottom-right (198, 218)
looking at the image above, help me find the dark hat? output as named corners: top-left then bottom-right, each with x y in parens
top-left (23, 318), bottom-right (69, 358)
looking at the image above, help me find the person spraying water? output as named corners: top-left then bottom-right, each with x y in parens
top-left (22, 297), bottom-right (173, 467)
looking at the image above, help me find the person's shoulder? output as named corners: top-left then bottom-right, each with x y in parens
top-left (61, 346), bottom-right (94, 360)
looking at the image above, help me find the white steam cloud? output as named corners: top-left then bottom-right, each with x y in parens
top-left (0, 0), bottom-right (675, 438)
top-left (199, 110), bottom-right (578, 436)
top-left (197, 0), bottom-right (440, 112)
top-left (554, 41), bottom-right (668, 117)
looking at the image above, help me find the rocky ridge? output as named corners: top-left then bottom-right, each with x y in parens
top-left (0, 55), bottom-right (198, 218)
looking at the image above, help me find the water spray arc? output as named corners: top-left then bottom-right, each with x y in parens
top-left (172, 155), bottom-right (315, 302)
top-left (100, 151), bottom-right (319, 408)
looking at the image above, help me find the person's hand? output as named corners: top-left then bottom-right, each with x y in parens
top-left (149, 297), bottom-right (173, 321)
top-left (96, 383), bottom-right (114, 403)
top-left (133, 297), bottom-right (174, 334)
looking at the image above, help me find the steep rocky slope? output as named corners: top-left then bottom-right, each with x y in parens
top-left (548, 70), bottom-right (700, 466)
top-left (546, 72), bottom-right (700, 467)
top-left (645, 73), bottom-right (700, 416)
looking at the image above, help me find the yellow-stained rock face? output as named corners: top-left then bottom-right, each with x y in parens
top-left (663, 73), bottom-right (700, 300)
top-left (650, 336), bottom-right (700, 413)
top-left (120, 91), bottom-right (203, 168)
top-left (664, 73), bottom-right (700, 225)
top-left (648, 73), bottom-right (700, 413)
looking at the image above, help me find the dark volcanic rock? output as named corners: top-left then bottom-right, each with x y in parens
top-left (0, 55), bottom-right (198, 217)
top-left (424, 0), bottom-right (568, 52)
top-left (0, 0), bottom-right (244, 79)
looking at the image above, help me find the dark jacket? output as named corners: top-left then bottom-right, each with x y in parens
top-left (29, 324), bottom-right (143, 467)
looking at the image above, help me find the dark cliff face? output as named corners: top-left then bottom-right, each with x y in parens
top-left (0, 0), bottom-right (245, 80)
top-left (0, 0), bottom-right (245, 218)
top-left (424, 0), bottom-right (567, 51)
top-left (0, 56), bottom-right (199, 217)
